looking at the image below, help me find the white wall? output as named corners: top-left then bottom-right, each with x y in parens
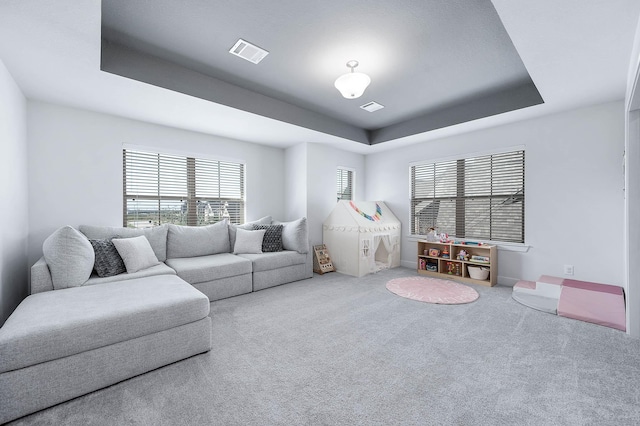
top-left (284, 143), bottom-right (307, 221)
top-left (306, 143), bottom-right (365, 246)
top-left (366, 101), bottom-right (625, 287)
top-left (27, 101), bottom-right (285, 265)
top-left (624, 15), bottom-right (640, 337)
top-left (0, 59), bottom-right (28, 325)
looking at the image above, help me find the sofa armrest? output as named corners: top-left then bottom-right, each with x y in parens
top-left (31, 257), bottom-right (54, 294)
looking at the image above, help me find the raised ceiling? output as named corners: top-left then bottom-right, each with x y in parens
top-left (100, 0), bottom-right (543, 145)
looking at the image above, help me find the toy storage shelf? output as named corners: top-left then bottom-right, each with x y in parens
top-left (417, 240), bottom-right (497, 287)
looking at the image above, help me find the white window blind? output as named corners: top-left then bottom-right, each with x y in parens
top-left (411, 150), bottom-right (525, 243)
top-left (336, 168), bottom-right (353, 201)
top-left (123, 149), bottom-right (245, 227)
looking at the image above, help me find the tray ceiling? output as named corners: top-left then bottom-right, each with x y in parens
top-left (101, 0), bottom-right (543, 145)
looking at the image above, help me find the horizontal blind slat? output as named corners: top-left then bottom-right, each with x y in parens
top-left (124, 149), bottom-right (245, 227)
top-left (410, 150), bottom-right (524, 242)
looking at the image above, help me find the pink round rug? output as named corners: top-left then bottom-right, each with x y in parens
top-left (386, 276), bottom-right (479, 305)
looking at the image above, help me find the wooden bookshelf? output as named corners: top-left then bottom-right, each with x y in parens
top-left (417, 240), bottom-right (497, 287)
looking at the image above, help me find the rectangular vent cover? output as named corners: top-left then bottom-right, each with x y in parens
top-left (229, 39), bottom-right (269, 64)
top-left (360, 101), bottom-right (384, 112)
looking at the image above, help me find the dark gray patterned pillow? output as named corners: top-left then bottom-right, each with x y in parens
top-left (252, 224), bottom-right (283, 252)
top-left (89, 239), bottom-right (126, 277)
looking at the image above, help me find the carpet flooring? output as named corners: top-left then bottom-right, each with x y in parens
top-left (8, 267), bottom-right (640, 425)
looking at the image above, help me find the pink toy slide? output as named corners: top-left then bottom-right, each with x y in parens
top-left (512, 276), bottom-right (626, 331)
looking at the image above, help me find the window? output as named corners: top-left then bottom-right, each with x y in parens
top-left (123, 149), bottom-right (245, 227)
top-left (410, 150), bottom-right (525, 243)
top-left (336, 168), bottom-right (354, 201)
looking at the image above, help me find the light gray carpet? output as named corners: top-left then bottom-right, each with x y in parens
top-left (9, 267), bottom-right (640, 425)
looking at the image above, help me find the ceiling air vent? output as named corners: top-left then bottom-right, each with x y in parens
top-left (229, 39), bottom-right (269, 64)
top-left (360, 101), bottom-right (384, 112)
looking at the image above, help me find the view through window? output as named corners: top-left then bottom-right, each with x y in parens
top-left (336, 168), bottom-right (353, 202)
top-left (410, 150), bottom-right (525, 243)
top-left (123, 149), bottom-right (245, 227)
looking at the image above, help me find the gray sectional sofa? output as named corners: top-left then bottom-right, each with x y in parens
top-left (30, 216), bottom-right (312, 300)
top-left (0, 216), bottom-right (312, 423)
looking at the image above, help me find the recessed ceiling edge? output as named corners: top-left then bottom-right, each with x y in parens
top-left (100, 39), bottom-right (369, 145)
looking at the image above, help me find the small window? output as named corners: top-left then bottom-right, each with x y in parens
top-left (337, 168), bottom-right (354, 201)
top-left (123, 149), bottom-right (245, 227)
top-left (410, 150), bottom-right (525, 243)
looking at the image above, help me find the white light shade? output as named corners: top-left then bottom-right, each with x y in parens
top-left (334, 72), bottom-right (371, 99)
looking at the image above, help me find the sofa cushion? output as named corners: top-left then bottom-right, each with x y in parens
top-left (273, 217), bottom-right (308, 254)
top-left (89, 239), bottom-right (126, 277)
top-left (0, 275), bottom-right (209, 374)
top-left (237, 250), bottom-right (307, 272)
top-left (166, 253), bottom-right (252, 285)
top-left (252, 224), bottom-right (283, 252)
top-left (79, 224), bottom-right (169, 262)
top-left (112, 236), bottom-right (160, 273)
top-left (228, 216), bottom-right (272, 249)
top-left (233, 228), bottom-right (265, 254)
top-left (167, 222), bottom-right (230, 258)
top-left (85, 263), bottom-right (176, 286)
top-left (42, 226), bottom-right (95, 290)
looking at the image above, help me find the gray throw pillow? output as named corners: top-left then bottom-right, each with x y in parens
top-left (252, 224), bottom-right (283, 252)
top-left (233, 228), bottom-right (266, 254)
top-left (273, 217), bottom-right (308, 254)
top-left (167, 221), bottom-right (230, 258)
top-left (228, 216), bottom-right (272, 249)
top-left (112, 236), bottom-right (160, 273)
top-left (42, 226), bottom-right (95, 290)
top-left (89, 239), bottom-right (126, 277)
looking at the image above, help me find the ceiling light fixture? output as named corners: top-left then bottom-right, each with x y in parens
top-left (334, 60), bottom-right (371, 99)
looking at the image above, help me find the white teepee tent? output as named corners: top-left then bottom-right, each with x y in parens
top-left (323, 200), bottom-right (401, 277)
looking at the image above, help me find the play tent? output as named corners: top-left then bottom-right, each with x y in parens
top-left (323, 200), bottom-right (401, 277)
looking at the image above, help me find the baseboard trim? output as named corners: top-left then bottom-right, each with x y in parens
top-left (498, 276), bottom-right (519, 287)
top-left (401, 260), bottom-right (417, 269)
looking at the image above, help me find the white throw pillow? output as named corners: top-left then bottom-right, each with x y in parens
top-left (228, 216), bottom-right (272, 249)
top-left (233, 228), bottom-right (266, 254)
top-left (112, 236), bottom-right (160, 273)
top-left (42, 226), bottom-right (95, 290)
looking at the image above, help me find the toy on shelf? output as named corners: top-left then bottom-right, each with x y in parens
top-left (470, 255), bottom-right (490, 264)
top-left (441, 246), bottom-right (450, 259)
top-left (446, 261), bottom-right (455, 274)
top-left (453, 240), bottom-right (484, 246)
top-left (457, 249), bottom-right (469, 261)
top-left (418, 258), bottom-right (426, 270)
top-left (426, 228), bottom-right (439, 242)
top-left (428, 248), bottom-right (440, 257)
top-left (426, 262), bottom-right (438, 272)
